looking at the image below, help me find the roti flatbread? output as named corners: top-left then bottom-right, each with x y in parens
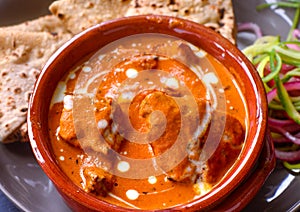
top-left (0, 0), bottom-right (236, 143)
top-left (0, 16), bottom-right (72, 143)
top-left (49, 0), bottom-right (236, 43)
top-left (0, 30), bottom-right (71, 69)
top-left (0, 63), bottom-right (40, 143)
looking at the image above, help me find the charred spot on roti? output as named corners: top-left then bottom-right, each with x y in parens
top-left (19, 72), bottom-right (28, 78)
top-left (6, 96), bottom-right (16, 109)
top-left (84, 2), bottom-right (95, 9)
top-left (20, 107), bottom-right (28, 113)
top-left (14, 88), bottom-right (22, 94)
top-left (219, 8), bottom-right (225, 19)
top-left (1, 72), bottom-right (8, 77)
top-left (58, 13), bottom-right (65, 20)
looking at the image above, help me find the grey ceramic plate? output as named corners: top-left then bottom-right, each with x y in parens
top-left (0, 0), bottom-right (299, 211)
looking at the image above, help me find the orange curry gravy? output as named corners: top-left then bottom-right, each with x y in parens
top-left (48, 36), bottom-right (247, 210)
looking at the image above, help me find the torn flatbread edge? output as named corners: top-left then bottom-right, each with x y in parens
top-left (0, 16), bottom-right (73, 143)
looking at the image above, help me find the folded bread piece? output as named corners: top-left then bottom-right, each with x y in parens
top-left (49, 0), bottom-right (236, 43)
top-left (0, 16), bottom-right (72, 143)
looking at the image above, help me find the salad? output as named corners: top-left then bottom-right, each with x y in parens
top-left (238, 0), bottom-right (300, 172)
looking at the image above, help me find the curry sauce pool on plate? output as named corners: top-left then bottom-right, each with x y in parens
top-left (48, 34), bottom-right (248, 209)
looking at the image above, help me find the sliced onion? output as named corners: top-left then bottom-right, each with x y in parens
top-left (237, 22), bottom-right (263, 38)
top-left (269, 125), bottom-right (300, 145)
top-left (293, 29), bottom-right (300, 40)
top-left (268, 117), bottom-right (296, 127)
top-left (267, 81), bottom-right (300, 103)
top-left (275, 149), bottom-right (300, 162)
top-left (268, 117), bottom-right (300, 133)
top-left (281, 64), bottom-right (297, 74)
top-left (286, 44), bottom-right (300, 51)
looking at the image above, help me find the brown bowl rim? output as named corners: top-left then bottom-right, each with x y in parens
top-left (28, 15), bottom-right (268, 211)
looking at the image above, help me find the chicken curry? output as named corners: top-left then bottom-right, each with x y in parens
top-left (48, 34), bottom-right (247, 209)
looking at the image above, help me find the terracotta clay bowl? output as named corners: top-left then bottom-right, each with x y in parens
top-left (28, 15), bottom-right (275, 211)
